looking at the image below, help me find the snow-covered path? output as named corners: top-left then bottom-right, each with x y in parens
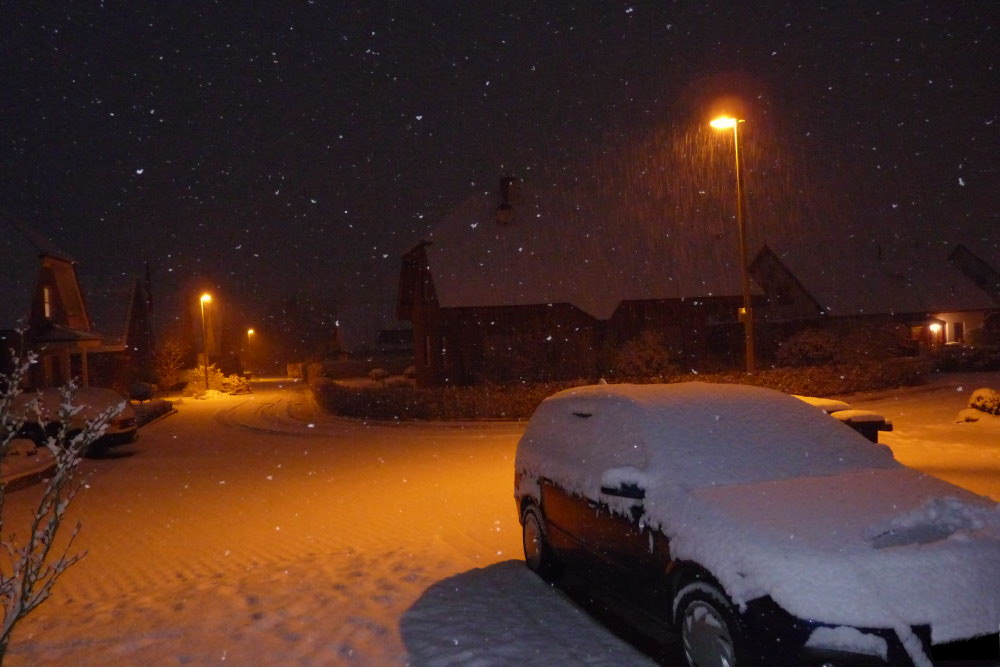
top-left (3, 373), bottom-right (998, 665)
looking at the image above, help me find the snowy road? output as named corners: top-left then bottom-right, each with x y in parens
top-left (3, 380), bottom-right (656, 666)
top-left (4, 373), bottom-right (999, 665)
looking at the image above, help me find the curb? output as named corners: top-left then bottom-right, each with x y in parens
top-left (1, 450), bottom-right (57, 492)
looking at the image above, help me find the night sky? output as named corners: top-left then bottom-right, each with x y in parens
top-left (3, 1), bottom-right (997, 347)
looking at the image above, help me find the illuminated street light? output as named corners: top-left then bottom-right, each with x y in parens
top-left (711, 114), bottom-right (756, 372)
top-left (200, 293), bottom-right (212, 390)
top-left (247, 328), bottom-right (255, 375)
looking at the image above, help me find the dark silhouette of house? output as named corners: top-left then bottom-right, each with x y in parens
top-left (398, 178), bottom-right (762, 385)
top-left (1, 213), bottom-right (102, 387)
top-left (399, 178), bottom-right (1000, 386)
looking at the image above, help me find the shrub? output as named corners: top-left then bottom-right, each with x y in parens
top-left (310, 358), bottom-right (931, 421)
top-left (776, 329), bottom-right (839, 367)
top-left (181, 364), bottom-right (250, 396)
top-left (311, 379), bottom-right (584, 421)
top-left (837, 321), bottom-right (913, 363)
top-left (968, 388), bottom-right (1000, 416)
top-left (369, 368), bottom-right (389, 386)
top-left (152, 338), bottom-right (187, 390)
top-left (932, 343), bottom-right (1000, 372)
top-left (610, 330), bottom-right (675, 379)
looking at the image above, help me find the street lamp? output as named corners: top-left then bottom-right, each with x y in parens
top-left (199, 293), bottom-right (212, 390)
top-left (246, 328), bottom-right (255, 375)
top-left (710, 115), bottom-right (756, 372)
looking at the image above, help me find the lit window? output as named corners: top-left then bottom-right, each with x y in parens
top-left (42, 286), bottom-right (53, 318)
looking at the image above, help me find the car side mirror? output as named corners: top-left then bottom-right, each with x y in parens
top-left (599, 482), bottom-right (645, 500)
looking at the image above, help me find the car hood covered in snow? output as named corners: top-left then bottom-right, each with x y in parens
top-left (661, 466), bottom-right (1000, 644)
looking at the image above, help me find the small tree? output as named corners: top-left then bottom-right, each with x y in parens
top-left (0, 351), bottom-right (113, 660)
top-left (152, 338), bottom-right (187, 390)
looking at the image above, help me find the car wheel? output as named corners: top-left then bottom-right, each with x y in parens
top-left (674, 579), bottom-right (749, 667)
top-left (521, 505), bottom-right (561, 582)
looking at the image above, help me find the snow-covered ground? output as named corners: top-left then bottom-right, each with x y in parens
top-left (848, 371), bottom-right (1000, 502)
top-left (2, 373), bottom-right (998, 665)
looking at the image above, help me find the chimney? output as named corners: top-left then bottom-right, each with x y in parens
top-left (496, 176), bottom-right (522, 225)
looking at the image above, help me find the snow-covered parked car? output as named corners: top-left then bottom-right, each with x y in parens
top-left (514, 382), bottom-right (1000, 666)
top-left (12, 386), bottom-right (138, 452)
top-left (794, 395), bottom-right (893, 443)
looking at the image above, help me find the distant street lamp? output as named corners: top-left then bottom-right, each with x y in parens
top-left (246, 328), bottom-right (255, 375)
top-left (199, 293), bottom-right (212, 390)
top-left (710, 115), bottom-right (756, 372)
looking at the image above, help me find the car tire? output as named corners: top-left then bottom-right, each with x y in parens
top-left (673, 579), bottom-right (751, 667)
top-left (521, 505), bottom-right (561, 582)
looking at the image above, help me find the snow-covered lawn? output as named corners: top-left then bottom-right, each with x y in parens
top-left (1, 373), bottom-right (997, 665)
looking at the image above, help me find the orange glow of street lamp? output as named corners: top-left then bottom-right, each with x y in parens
top-left (710, 114), bottom-right (755, 372)
top-left (199, 292), bottom-right (213, 390)
top-left (709, 115), bottom-right (740, 129)
top-left (246, 328), bottom-right (255, 376)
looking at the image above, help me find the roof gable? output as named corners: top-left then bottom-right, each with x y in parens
top-left (768, 240), bottom-right (996, 316)
top-left (1, 214), bottom-right (88, 332)
top-left (424, 182), bottom-right (752, 320)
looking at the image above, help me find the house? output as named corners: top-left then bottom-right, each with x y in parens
top-left (762, 239), bottom-right (1000, 348)
top-left (399, 174), bottom-right (1000, 386)
top-left (949, 243), bottom-right (1000, 306)
top-left (1, 213), bottom-right (102, 387)
top-left (85, 275), bottom-right (156, 389)
top-left (398, 178), bottom-right (762, 385)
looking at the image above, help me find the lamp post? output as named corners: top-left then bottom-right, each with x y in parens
top-left (199, 293), bottom-right (212, 390)
top-left (710, 115), bottom-right (756, 372)
top-left (246, 328), bottom-right (255, 375)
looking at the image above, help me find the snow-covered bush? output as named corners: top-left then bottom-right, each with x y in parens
top-left (181, 363), bottom-right (227, 395)
top-left (181, 364), bottom-right (250, 396)
top-left (611, 330), bottom-right (675, 379)
top-left (969, 388), bottom-right (1000, 416)
top-left (0, 350), bottom-right (110, 658)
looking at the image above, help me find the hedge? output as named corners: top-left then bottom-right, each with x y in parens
top-left (311, 357), bottom-right (931, 421)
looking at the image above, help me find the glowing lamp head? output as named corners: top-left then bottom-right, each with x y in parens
top-left (710, 116), bottom-right (740, 129)
top-left (200, 293), bottom-right (212, 304)
top-left (247, 328), bottom-right (255, 336)
top-left (928, 323), bottom-right (942, 334)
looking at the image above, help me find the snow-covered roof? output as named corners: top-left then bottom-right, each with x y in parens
top-left (424, 183), bottom-right (755, 320)
top-left (768, 239), bottom-right (996, 316)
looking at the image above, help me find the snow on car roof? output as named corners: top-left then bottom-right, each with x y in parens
top-left (519, 382), bottom-right (898, 492)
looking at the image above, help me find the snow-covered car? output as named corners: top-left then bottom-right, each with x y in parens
top-left (514, 382), bottom-right (1000, 666)
top-left (12, 386), bottom-right (138, 451)
top-left (794, 394), bottom-right (894, 443)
